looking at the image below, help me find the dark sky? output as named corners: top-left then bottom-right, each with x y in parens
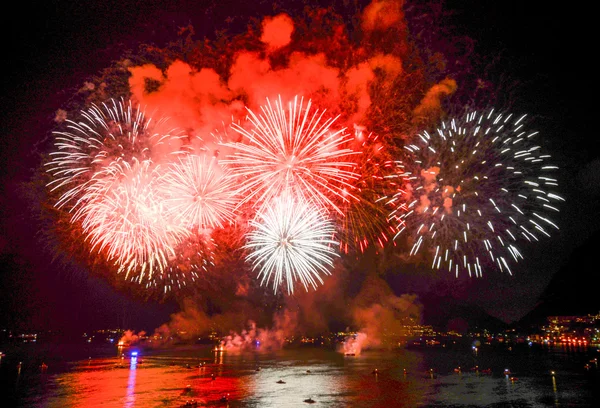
top-left (1, 0), bottom-right (597, 332)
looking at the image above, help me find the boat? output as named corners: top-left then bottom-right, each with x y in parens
top-left (181, 400), bottom-right (198, 408)
top-left (219, 394), bottom-right (229, 402)
top-left (276, 379), bottom-right (286, 384)
top-left (303, 397), bottom-right (316, 404)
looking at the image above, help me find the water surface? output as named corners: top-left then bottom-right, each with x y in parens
top-left (1, 343), bottom-right (597, 407)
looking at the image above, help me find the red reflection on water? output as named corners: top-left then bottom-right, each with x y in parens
top-left (58, 354), bottom-right (246, 407)
top-left (350, 369), bottom-right (422, 407)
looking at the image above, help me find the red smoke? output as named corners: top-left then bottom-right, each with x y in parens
top-left (47, 0), bottom-right (457, 339)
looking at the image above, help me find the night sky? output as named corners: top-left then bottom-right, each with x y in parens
top-left (1, 0), bottom-right (597, 334)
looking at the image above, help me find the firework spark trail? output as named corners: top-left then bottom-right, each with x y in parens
top-left (245, 192), bottom-right (339, 294)
top-left (388, 110), bottom-right (563, 277)
top-left (147, 232), bottom-right (216, 294)
top-left (159, 154), bottom-right (238, 230)
top-left (45, 98), bottom-right (188, 211)
top-left (222, 95), bottom-right (360, 215)
top-left (44, 98), bottom-right (199, 289)
top-left (72, 160), bottom-right (189, 283)
top-left (336, 128), bottom-right (403, 254)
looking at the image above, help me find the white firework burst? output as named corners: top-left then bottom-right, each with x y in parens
top-left (158, 154), bottom-right (238, 230)
top-left (388, 110), bottom-right (563, 277)
top-left (222, 95), bottom-right (359, 214)
top-left (245, 192), bottom-right (339, 294)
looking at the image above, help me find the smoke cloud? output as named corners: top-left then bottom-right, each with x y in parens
top-left (261, 13), bottom-right (294, 50)
top-left (51, 0), bottom-right (455, 343)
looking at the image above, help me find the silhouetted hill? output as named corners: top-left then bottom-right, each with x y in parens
top-left (517, 229), bottom-right (600, 327)
top-left (420, 295), bottom-right (508, 333)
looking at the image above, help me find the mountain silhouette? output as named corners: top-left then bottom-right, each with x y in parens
top-left (518, 229), bottom-right (600, 327)
top-left (420, 295), bottom-right (508, 333)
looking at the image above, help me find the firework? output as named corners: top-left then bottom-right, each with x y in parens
top-left (335, 128), bottom-right (401, 254)
top-left (389, 110), bottom-right (563, 277)
top-left (158, 154), bottom-right (238, 230)
top-left (222, 95), bottom-right (360, 214)
top-left (147, 232), bottom-right (216, 294)
top-left (45, 98), bottom-right (188, 211)
top-left (44, 98), bottom-right (198, 288)
top-left (72, 160), bottom-right (189, 283)
top-left (245, 192), bottom-right (339, 294)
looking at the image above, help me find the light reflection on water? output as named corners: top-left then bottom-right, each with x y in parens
top-left (4, 344), bottom-right (597, 407)
top-left (124, 356), bottom-right (137, 408)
